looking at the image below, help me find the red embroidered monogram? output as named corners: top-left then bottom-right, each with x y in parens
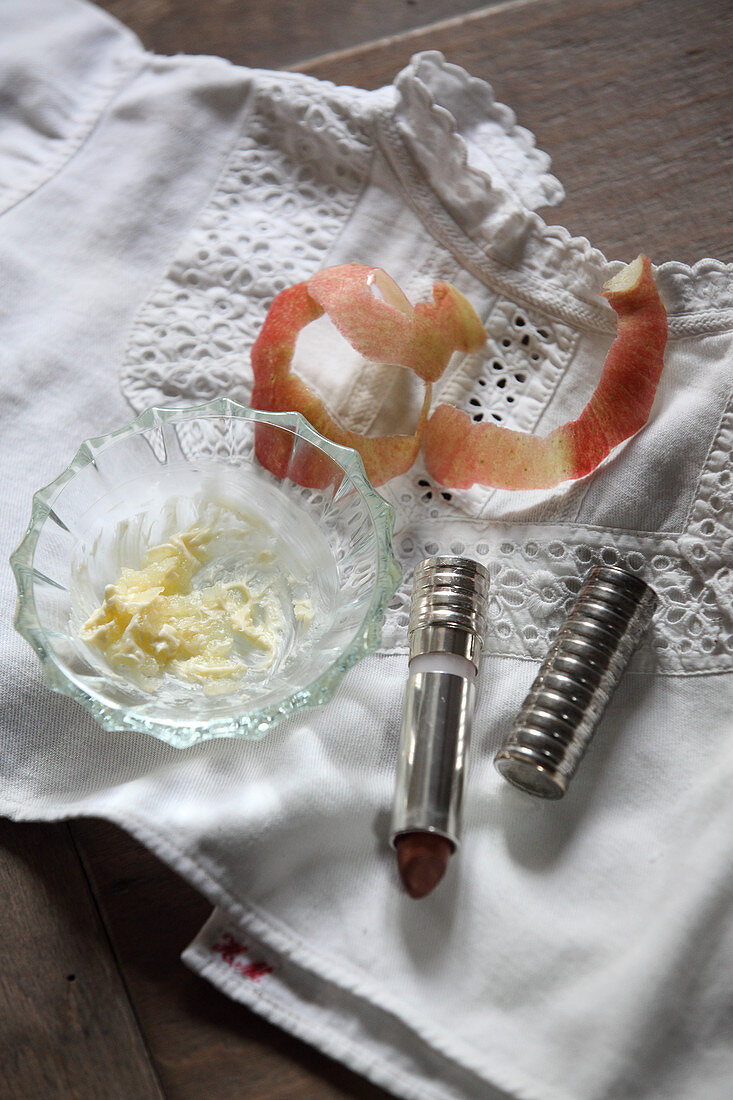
top-left (211, 932), bottom-right (274, 981)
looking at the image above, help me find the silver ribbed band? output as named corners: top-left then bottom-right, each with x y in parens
top-left (391, 557), bottom-right (490, 849)
top-left (408, 556), bottom-right (490, 668)
top-left (494, 564), bottom-right (658, 800)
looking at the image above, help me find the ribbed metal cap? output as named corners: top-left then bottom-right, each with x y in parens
top-left (408, 556), bottom-right (490, 667)
top-left (494, 564), bottom-right (657, 799)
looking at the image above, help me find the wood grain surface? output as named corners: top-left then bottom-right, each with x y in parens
top-left (2, 0), bottom-right (731, 1097)
top-left (298, 0), bottom-right (733, 264)
top-left (98, 0), bottom-right (505, 68)
top-left (0, 819), bottom-right (164, 1099)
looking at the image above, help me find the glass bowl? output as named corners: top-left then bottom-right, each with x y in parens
top-left (11, 399), bottom-right (401, 748)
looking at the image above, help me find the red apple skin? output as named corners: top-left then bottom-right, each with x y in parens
top-left (250, 266), bottom-right (485, 487)
top-left (424, 255), bottom-right (667, 490)
top-left (308, 265), bottom-right (487, 382)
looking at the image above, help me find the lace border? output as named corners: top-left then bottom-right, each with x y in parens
top-left (381, 519), bottom-right (733, 674)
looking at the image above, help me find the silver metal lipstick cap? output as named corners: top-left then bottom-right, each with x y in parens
top-left (390, 557), bottom-right (490, 850)
top-left (494, 564), bottom-right (658, 800)
top-left (409, 556), bottom-right (490, 668)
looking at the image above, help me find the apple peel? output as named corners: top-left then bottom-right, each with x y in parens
top-left (250, 264), bottom-right (486, 486)
top-left (307, 265), bottom-right (487, 382)
top-left (424, 255), bottom-right (667, 490)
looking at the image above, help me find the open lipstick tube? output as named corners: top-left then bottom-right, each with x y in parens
top-left (390, 556), bottom-right (490, 897)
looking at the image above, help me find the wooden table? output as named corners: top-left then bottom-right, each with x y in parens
top-left (2, 1), bottom-right (730, 1096)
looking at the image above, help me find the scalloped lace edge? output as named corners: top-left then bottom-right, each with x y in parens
top-left (385, 52), bottom-right (733, 332)
top-left (394, 50), bottom-right (566, 213)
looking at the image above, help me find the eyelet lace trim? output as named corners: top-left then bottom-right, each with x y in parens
top-left (381, 519), bottom-right (733, 674)
top-left (679, 398), bottom-right (733, 634)
top-left (120, 70), bottom-right (374, 414)
top-left (436, 298), bottom-right (576, 436)
top-left (393, 51), bottom-right (566, 218)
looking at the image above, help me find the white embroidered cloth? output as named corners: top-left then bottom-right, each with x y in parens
top-left (2, 3), bottom-right (733, 1098)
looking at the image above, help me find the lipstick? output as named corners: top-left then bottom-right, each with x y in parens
top-left (390, 556), bottom-right (489, 898)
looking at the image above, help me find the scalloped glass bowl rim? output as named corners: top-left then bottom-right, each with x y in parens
top-left (11, 399), bottom-right (402, 748)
